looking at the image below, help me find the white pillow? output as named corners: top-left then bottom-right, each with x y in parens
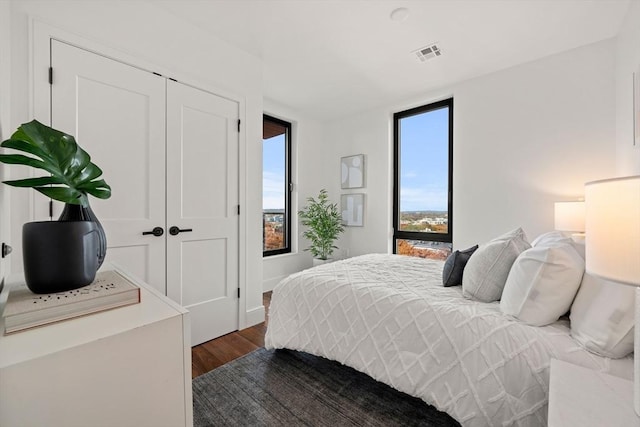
top-left (462, 228), bottom-right (530, 302)
top-left (570, 273), bottom-right (635, 358)
top-left (532, 230), bottom-right (585, 259)
top-left (500, 243), bottom-right (584, 326)
top-left (531, 231), bottom-right (571, 247)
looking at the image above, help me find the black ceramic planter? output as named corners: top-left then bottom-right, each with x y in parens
top-left (59, 202), bottom-right (107, 268)
top-left (22, 221), bottom-right (100, 294)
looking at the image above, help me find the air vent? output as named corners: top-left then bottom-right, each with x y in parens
top-left (413, 43), bottom-right (442, 62)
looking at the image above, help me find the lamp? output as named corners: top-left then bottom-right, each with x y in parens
top-left (585, 175), bottom-right (640, 416)
top-left (554, 201), bottom-right (585, 242)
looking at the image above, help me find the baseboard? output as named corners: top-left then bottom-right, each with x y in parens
top-left (245, 305), bottom-right (265, 328)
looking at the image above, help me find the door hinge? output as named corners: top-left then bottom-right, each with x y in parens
top-left (48, 67), bottom-right (53, 85)
top-left (49, 200), bottom-right (53, 218)
top-left (237, 119), bottom-right (241, 132)
top-left (1, 243), bottom-right (12, 258)
top-left (237, 205), bottom-right (240, 215)
top-left (237, 287), bottom-right (240, 298)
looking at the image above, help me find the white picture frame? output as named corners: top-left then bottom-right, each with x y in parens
top-left (341, 154), bottom-right (365, 189)
top-left (341, 193), bottom-right (364, 227)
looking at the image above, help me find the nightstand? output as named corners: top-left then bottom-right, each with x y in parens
top-left (548, 359), bottom-right (639, 426)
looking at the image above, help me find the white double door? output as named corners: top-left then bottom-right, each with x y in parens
top-left (47, 40), bottom-right (239, 345)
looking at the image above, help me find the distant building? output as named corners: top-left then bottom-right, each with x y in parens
top-left (427, 218), bottom-right (447, 225)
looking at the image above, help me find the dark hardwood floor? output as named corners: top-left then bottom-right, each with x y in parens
top-left (191, 291), bottom-right (272, 378)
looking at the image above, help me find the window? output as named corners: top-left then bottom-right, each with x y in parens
top-left (263, 114), bottom-right (292, 256)
top-left (393, 98), bottom-right (453, 260)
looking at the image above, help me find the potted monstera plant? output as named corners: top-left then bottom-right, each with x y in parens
top-left (298, 189), bottom-right (344, 266)
top-left (0, 120), bottom-right (111, 293)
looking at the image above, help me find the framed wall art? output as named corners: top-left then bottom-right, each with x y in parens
top-left (341, 193), bottom-right (364, 227)
top-left (341, 154), bottom-right (365, 189)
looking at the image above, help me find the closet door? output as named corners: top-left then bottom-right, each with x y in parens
top-left (50, 40), bottom-right (167, 293)
top-left (166, 81), bottom-right (239, 345)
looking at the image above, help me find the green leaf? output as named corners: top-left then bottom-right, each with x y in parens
top-left (73, 162), bottom-right (103, 185)
top-left (77, 178), bottom-right (110, 190)
top-left (64, 143), bottom-right (91, 180)
top-left (34, 186), bottom-right (86, 205)
top-left (1, 138), bottom-right (55, 164)
top-left (0, 120), bottom-right (111, 204)
top-left (84, 188), bottom-right (111, 199)
top-left (0, 154), bottom-right (56, 174)
top-left (3, 176), bottom-right (65, 187)
top-left (79, 179), bottom-right (111, 199)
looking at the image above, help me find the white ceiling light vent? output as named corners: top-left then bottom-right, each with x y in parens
top-left (413, 43), bottom-right (442, 62)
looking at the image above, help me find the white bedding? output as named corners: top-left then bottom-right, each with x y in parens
top-left (265, 254), bottom-right (633, 427)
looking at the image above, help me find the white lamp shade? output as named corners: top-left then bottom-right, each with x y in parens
top-left (554, 201), bottom-right (585, 232)
top-left (585, 176), bottom-right (640, 287)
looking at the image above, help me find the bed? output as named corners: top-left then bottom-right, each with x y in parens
top-left (264, 254), bottom-right (633, 427)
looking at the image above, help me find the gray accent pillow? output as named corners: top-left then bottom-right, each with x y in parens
top-left (442, 245), bottom-right (478, 287)
top-left (462, 228), bottom-right (530, 302)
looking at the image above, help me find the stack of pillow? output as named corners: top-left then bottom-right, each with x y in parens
top-left (442, 228), bottom-right (635, 359)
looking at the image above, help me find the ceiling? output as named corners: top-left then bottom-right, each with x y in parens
top-left (156, 0), bottom-right (630, 121)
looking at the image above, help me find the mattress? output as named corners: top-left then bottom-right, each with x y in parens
top-left (265, 254), bottom-right (633, 426)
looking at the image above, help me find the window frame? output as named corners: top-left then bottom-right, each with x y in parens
top-left (263, 114), bottom-right (292, 257)
top-left (392, 98), bottom-right (454, 252)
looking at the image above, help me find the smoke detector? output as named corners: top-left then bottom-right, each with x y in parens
top-left (413, 43), bottom-right (442, 62)
top-left (390, 7), bottom-right (409, 22)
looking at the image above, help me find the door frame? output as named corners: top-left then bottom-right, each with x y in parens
top-left (0, 1), bottom-right (10, 285)
top-left (30, 19), bottom-right (253, 330)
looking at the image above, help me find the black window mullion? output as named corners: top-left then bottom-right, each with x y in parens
top-left (263, 114), bottom-right (292, 257)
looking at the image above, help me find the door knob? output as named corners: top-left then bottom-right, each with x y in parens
top-left (142, 227), bottom-right (164, 237)
top-left (169, 226), bottom-right (193, 236)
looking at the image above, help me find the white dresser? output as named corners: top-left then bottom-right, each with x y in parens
top-left (0, 267), bottom-right (193, 427)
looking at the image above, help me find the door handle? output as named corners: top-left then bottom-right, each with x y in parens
top-left (169, 226), bottom-right (193, 236)
top-left (142, 226), bottom-right (164, 237)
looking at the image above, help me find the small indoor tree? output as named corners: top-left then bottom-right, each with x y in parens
top-left (298, 189), bottom-right (344, 261)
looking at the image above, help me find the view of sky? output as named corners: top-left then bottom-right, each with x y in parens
top-left (263, 107), bottom-right (449, 212)
top-left (399, 107), bottom-right (449, 212)
top-left (263, 134), bottom-right (286, 210)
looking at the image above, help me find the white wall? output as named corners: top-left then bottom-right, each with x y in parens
top-left (615, 1), bottom-right (640, 175)
top-left (324, 39), bottom-right (617, 253)
top-left (7, 0), bottom-right (265, 327)
top-left (262, 99), bottom-right (327, 291)
top-left (324, 110), bottom-right (393, 256)
top-left (0, 0), bottom-right (11, 283)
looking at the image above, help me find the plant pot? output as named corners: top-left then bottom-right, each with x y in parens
top-left (59, 202), bottom-right (107, 268)
top-left (22, 221), bottom-right (100, 293)
top-left (312, 258), bottom-right (333, 267)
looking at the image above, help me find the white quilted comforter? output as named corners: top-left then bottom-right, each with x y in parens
top-left (265, 254), bottom-right (633, 426)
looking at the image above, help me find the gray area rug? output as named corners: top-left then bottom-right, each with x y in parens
top-left (192, 348), bottom-right (460, 426)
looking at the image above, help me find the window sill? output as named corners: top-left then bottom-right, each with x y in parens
top-left (263, 251), bottom-right (300, 260)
